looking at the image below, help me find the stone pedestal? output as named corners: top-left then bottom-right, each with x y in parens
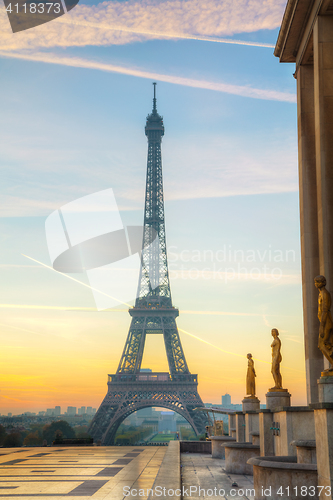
top-left (311, 402), bottom-right (333, 500)
top-left (318, 375), bottom-right (333, 403)
top-left (248, 456), bottom-right (318, 500)
top-left (290, 440), bottom-right (316, 464)
top-left (266, 390), bottom-right (291, 411)
top-left (223, 442), bottom-right (260, 475)
top-left (210, 436), bottom-right (236, 459)
top-left (242, 396), bottom-right (260, 412)
top-left (235, 412), bottom-right (245, 442)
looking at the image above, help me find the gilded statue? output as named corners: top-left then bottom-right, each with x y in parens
top-left (246, 353), bottom-right (256, 397)
top-left (270, 328), bottom-right (284, 390)
top-left (314, 275), bottom-right (333, 374)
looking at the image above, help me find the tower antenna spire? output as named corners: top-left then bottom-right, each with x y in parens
top-left (153, 82), bottom-right (157, 112)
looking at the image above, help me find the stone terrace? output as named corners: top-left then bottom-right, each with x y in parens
top-left (0, 443), bottom-right (256, 499)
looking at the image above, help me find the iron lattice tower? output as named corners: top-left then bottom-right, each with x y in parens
top-left (89, 84), bottom-right (206, 444)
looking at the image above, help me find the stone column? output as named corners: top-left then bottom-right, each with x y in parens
top-left (245, 411), bottom-right (259, 443)
top-left (228, 413), bottom-right (236, 437)
top-left (296, 63), bottom-right (322, 403)
top-left (313, 16), bottom-right (333, 371)
top-left (259, 410), bottom-right (274, 457)
top-left (312, 404), bottom-right (333, 500)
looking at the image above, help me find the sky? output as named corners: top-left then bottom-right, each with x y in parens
top-left (0, 0), bottom-right (307, 416)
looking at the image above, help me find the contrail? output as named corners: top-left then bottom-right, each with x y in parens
top-left (22, 254), bottom-right (132, 308)
top-left (0, 304), bottom-right (126, 312)
top-left (178, 327), bottom-right (304, 373)
top-left (0, 52), bottom-right (296, 103)
top-left (0, 395), bottom-right (25, 403)
top-left (58, 16), bottom-right (275, 48)
top-left (0, 321), bottom-right (87, 343)
top-left (178, 327), bottom-right (251, 360)
top-left (0, 322), bottom-right (50, 337)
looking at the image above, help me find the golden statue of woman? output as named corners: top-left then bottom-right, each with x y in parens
top-left (314, 275), bottom-right (333, 373)
top-left (270, 328), bottom-right (283, 390)
top-left (246, 353), bottom-right (256, 397)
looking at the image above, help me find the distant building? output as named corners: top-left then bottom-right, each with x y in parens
top-left (8, 413), bottom-right (12, 417)
top-left (222, 394), bottom-right (231, 406)
top-left (158, 411), bottom-right (177, 433)
top-left (78, 406), bottom-right (86, 415)
top-left (66, 406), bottom-right (76, 416)
top-left (38, 411), bottom-right (46, 416)
top-left (176, 414), bottom-right (191, 431)
top-left (46, 409), bottom-right (54, 416)
top-left (142, 419), bottom-right (158, 432)
top-left (54, 406), bottom-right (61, 416)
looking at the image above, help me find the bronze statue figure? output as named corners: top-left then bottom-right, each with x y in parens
top-left (314, 275), bottom-right (333, 374)
top-left (246, 353), bottom-right (256, 397)
top-left (270, 328), bottom-right (283, 390)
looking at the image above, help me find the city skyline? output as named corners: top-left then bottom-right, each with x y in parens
top-left (0, 0), bottom-right (306, 415)
top-left (1, 395), bottom-right (239, 417)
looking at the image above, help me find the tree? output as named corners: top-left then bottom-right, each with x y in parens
top-left (0, 425), bottom-right (7, 446)
top-left (29, 424), bottom-right (44, 439)
top-left (23, 431), bottom-right (43, 446)
top-left (3, 432), bottom-right (22, 447)
top-left (42, 421), bottom-right (75, 444)
top-left (74, 425), bottom-right (91, 439)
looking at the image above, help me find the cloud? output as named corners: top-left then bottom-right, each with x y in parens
top-left (0, 130), bottom-right (298, 217)
top-left (1, 194), bottom-right (65, 216)
top-left (284, 334), bottom-right (303, 344)
top-left (0, 0), bottom-right (286, 52)
top-left (162, 133), bottom-right (298, 201)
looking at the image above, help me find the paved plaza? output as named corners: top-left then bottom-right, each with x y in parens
top-left (0, 446), bottom-right (256, 500)
top-left (181, 453), bottom-right (255, 500)
top-left (0, 446), bottom-right (167, 499)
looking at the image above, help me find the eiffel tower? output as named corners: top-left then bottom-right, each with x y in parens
top-left (89, 84), bottom-right (207, 445)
